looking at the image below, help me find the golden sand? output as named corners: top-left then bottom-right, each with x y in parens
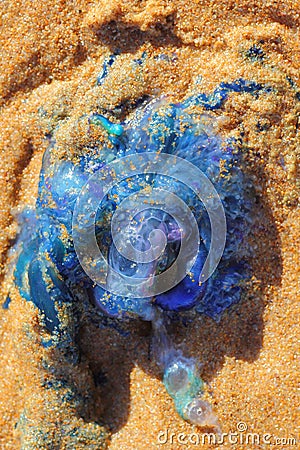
top-left (0, 1), bottom-right (299, 448)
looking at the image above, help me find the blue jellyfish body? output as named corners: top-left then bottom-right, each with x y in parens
top-left (11, 81), bottom-right (263, 331)
top-left (9, 79), bottom-right (267, 427)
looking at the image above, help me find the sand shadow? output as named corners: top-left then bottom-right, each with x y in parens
top-left (77, 314), bottom-right (152, 432)
top-left (90, 13), bottom-right (182, 54)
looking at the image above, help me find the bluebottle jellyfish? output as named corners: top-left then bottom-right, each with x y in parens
top-left (10, 79), bottom-right (268, 427)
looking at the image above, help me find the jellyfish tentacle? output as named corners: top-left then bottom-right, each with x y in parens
top-left (151, 309), bottom-right (220, 429)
